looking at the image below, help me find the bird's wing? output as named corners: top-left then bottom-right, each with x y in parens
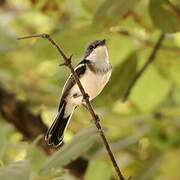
top-left (58, 60), bottom-right (89, 110)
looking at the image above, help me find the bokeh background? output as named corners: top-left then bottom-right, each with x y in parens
top-left (0, 0), bottom-right (180, 179)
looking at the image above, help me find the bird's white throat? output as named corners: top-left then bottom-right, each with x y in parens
top-left (86, 45), bottom-right (109, 63)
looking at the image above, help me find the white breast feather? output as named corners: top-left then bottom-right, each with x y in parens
top-left (69, 66), bottom-right (111, 105)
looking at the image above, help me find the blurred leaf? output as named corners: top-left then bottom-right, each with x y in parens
top-left (96, 52), bottom-right (137, 106)
top-left (94, 0), bottom-right (139, 25)
top-left (0, 27), bottom-right (16, 53)
top-left (174, 32), bottom-right (180, 47)
top-left (158, 149), bottom-right (180, 179)
top-left (40, 127), bottom-right (99, 175)
top-left (173, 87), bottom-right (180, 105)
top-left (0, 128), bottom-right (6, 160)
top-left (85, 159), bottom-right (112, 180)
top-left (107, 34), bottom-right (136, 65)
top-left (82, 0), bottom-right (104, 14)
top-left (34, 169), bottom-right (77, 180)
top-left (134, 154), bottom-right (163, 180)
top-left (26, 135), bottom-right (47, 172)
top-left (154, 49), bottom-right (180, 87)
top-left (27, 147), bottom-right (47, 172)
top-left (130, 65), bottom-right (171, 111)
top-left (0, 161), bottom-right (31, 180)
top-left (168, 61), bottom-right (180, 87)
top-left (149, 126), bottom-right (169, 151)
top-left (149, 0), bottom-right (180, 33)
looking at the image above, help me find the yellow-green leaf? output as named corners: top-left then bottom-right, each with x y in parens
top-left (40, 127), bottom-right (99, 175)
top-left (130, 65), bottom-right (171, 111)
top-left (94, 0), bottom-right (139, 25)
top-left (0, 161), bottom-right (31, 180)
top-left (149, 0), bottom-right (180, 33)
top-left (85, 160), bottom-right (112, 180)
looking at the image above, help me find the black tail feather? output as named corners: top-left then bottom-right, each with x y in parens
top-left (45, 101), bottom-right (71, 147)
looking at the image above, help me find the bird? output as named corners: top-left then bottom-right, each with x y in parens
top-left (45, 39), bottom-right (112, 147)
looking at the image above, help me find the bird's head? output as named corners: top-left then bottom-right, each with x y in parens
top-left (84, 39), bottom-right (109, 62)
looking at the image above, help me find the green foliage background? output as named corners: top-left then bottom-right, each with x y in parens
top-left (0, 0), bottom-right (180, 179)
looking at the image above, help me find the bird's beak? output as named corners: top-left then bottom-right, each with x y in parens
top-left (99, 39), bottom-right (106, 46)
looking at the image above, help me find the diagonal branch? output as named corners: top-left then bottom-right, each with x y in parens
top-left (18, 34), bottom-right (126, 180)
top-left (122, 33), bottom-right (165, 102)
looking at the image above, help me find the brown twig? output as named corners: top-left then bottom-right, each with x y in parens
top-left (18, 34), bottom-right (126, 180)
top-left (122, 33), bottom-right (165, 102)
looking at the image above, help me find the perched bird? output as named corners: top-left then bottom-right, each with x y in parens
top-left (45, 39), bottom-right (112, 147)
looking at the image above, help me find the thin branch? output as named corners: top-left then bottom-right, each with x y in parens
top-left (18, 34), bottom-right (126, 180)
top-left (122, 33), bottom-right (165, 102)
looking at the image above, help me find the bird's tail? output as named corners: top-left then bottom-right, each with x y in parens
top-left (45, 101), bottom-right (74, 147)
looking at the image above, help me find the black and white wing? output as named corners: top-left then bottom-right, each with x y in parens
top-left (58, 60), bottom-right (89, 110)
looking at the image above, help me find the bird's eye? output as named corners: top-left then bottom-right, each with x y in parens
top-left (89, 45), bottom-right (94, 50)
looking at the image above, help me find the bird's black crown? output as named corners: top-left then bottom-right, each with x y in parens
top-left (85, 39), bottom-right (106, 58)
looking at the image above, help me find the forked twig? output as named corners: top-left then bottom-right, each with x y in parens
top-left (18, 34), bottom-right (126, 180)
